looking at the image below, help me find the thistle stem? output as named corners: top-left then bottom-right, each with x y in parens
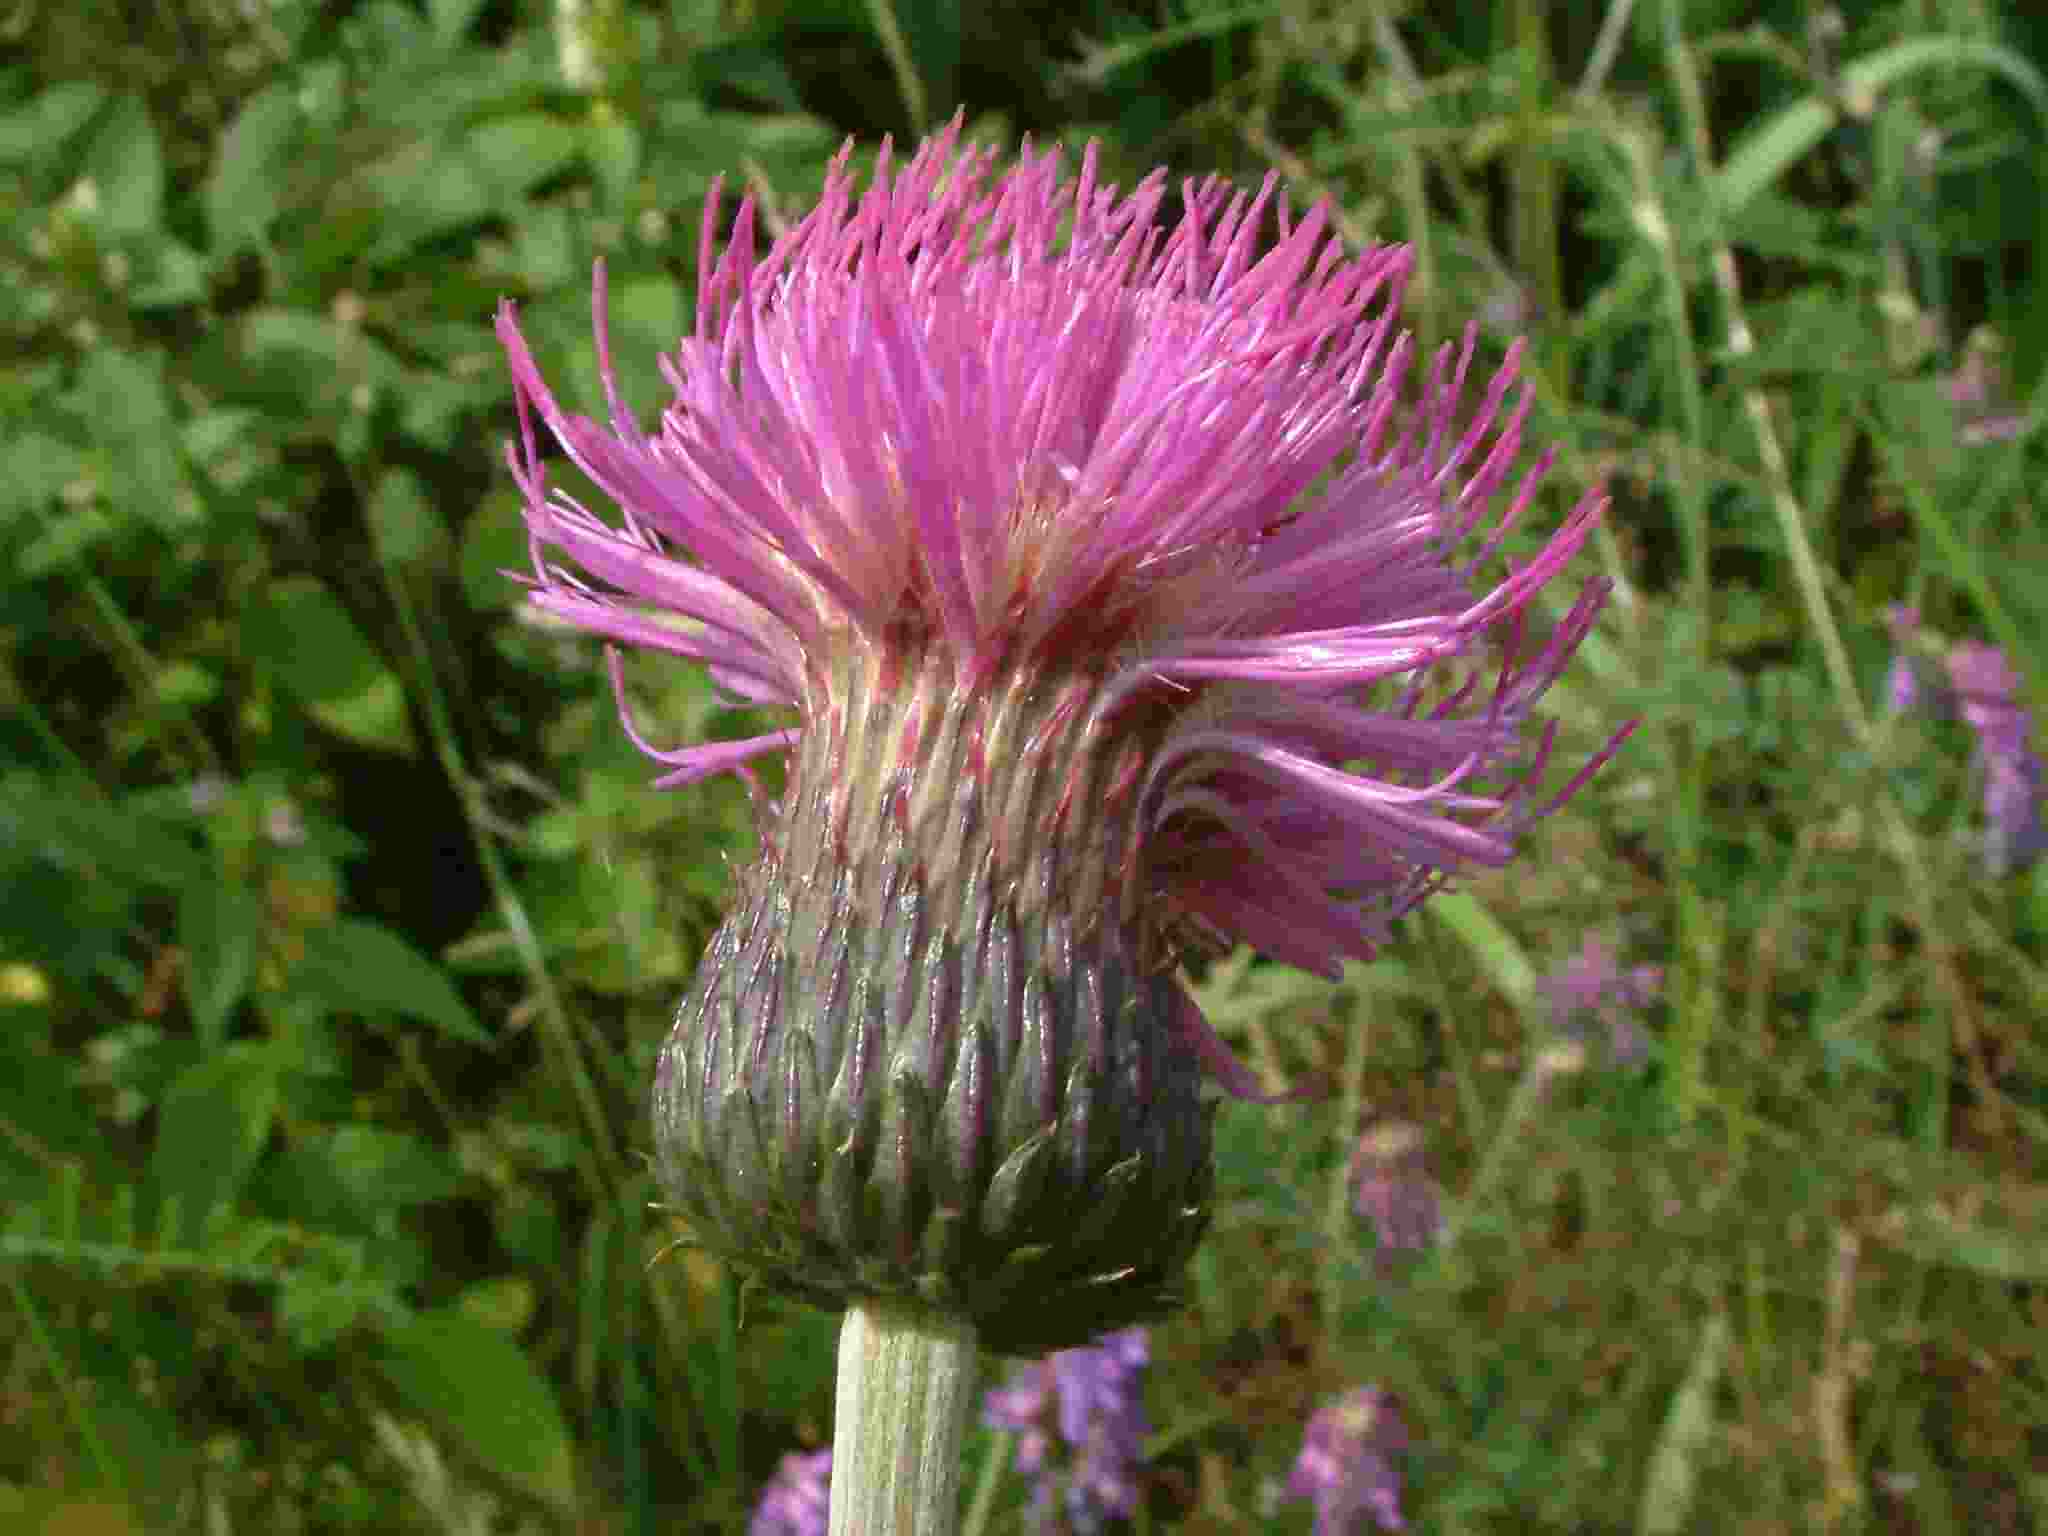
top-left (829, 1302), bottom-right (979, 1536)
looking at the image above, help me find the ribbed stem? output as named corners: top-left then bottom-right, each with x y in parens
top-left (828, 1303), bottom-right (978, 1536)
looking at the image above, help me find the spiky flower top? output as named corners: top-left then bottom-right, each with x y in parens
top-left (498, 122), bottom-right (1626, 1354)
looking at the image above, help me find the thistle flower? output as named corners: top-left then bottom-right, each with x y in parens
top-left (982, 1327), bottom-right (1150, 1533)
top-left (1349, 1119), bottom-right (1441, 1262)
top-left (1537, 935), bottom-right (1659, 1068)
top-left (750, 1448), bottom-right (831, 1536)
top-left (497, 121), bottom-right (1627, 1353)
top-left (1284, 1385), bottom-right (1410, 1534)
top-left (1947, 643), bottom-right (2048, 877)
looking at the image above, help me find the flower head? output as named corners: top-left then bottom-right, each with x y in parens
top-left (1939, 331), bottom-right (2026, 445)
top-left (499, 122), bottom-right (1627, 1350)
top-left (1948, 642), bottom-right (2048, 877)
top-left (983, 1327), bottom-right (1151, 1533)
top-left (1285, 1385), bottom-right (1410, 1533)
top-left (1537, 935), bottom-right (1659, 1068)
top-left (1349, 1119), bottom-right (1442, 1263)
top-left (1882, 604), bottom-right (1948, 718)
top-left (750, 1448), bottom-right (831, 1536)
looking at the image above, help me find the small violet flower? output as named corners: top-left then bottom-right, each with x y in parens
top-left (1537, 935), bottom-right (1660, 1068)
top-left (1350, 1120), bottom-right (1442, 1263)
top-left (1882, 604), bottom-right (1951, 719)
top-left (1285, 1385), bottom-right (1410, 1534)
top-left (749, 1448), bottom-right (830, 1536)
top-left (1947, 643), bottom-right (2048, 877)
top-left (1939, 334), bottom-right (2026, 445)
top-left (984, 1327), bottom-right (1151, 1532)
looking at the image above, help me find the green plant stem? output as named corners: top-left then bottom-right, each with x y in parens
top-left (959, 1429), bottom-right (1011, 1536)
top-left (1655, 2), bottom-right (2001, 1127)
top-left (1364, 3), bottom-right (1436, 333)
top-left (1614, 115), bottom-right (1715, 1124)
top-left (79, 571), bottom-right (219, 775)
top-left (0, 650), bottom-right (98, 785)
top-left (865, 0), bottom-right (928, 134)
top-left (7, 1270), bottom-right (120, 1496)
top-left (829, 1302), bottom-right (978, 1536)
top-left (385, 566), bottom-right (621, 1193)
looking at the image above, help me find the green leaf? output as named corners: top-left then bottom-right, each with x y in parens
top-left (367, 468), bottom-right (448, 566)
top-left (146, 1047), bottom-right (281, 1245)
top-left (206, 84), bottom-right (301, 254)
top-left (375, 1307), bottom-right (577, 1514)
top-left (72, 348), bottom-right (186, 536)
top-left (320, 1126), bottom-right (462, 1216)
top-left (1425, 889), bottom-right (1537, 1008)
top-left (1715, 38), bottom-right (2048, 217)
top-left (0, 428), bottom-right (86, 522)
top-left (222, 307), bottom-right (403, 418)
top-left (463, 113), bottom-right (581, 200)
top-left (243, 577), bottom-right (417, 754)
top-left (294, 919), bottom-right (487, 1045)
top-left (426, 0), bottom-right (488, 43)
top-left (1636, 1314), bottom-right (1729, 1535)
top-left (585, 108), bottom-right (641, 209)
top-left (455, 1274), bottom-right (538, 1334)
top-left (80, 94), bottom-right (163, 236)
top-left (277, 1270), bottom-right (375, 1354)
top-left (0, 81), bottom-right (105, 166)
top-left (177, 879), bottom-right (261, 1051)
top-left (459, 488), bottom-right (532, 610)
top-left (1880, 1191), bottom-right (2048, 1281)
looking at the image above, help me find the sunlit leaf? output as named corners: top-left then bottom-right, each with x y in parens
top-left (375, 1306), bottom-right (577, 1514)
top-left (294, 919), bottom-right (487, 1045)
top-left (206, 84), bottom-right (301, 254)
top-left (80, 94), bottom-right (162, 235)
top-left (146, 1046), bottom-right (281, 1244)
top-left (243, 577), bottom-right (417, 754)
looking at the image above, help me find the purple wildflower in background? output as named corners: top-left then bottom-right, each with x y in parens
top-left (1947, 643), bottom-right (2048, 877)
top-left (1882, 604), bottom-right (1950, 719)
top-left (1537, 935), bottom-right (1660, 1068)
top-left (1939, 334), bottom-right (2026, 445)
top-left (498, 120), bottom-right (1630, 1351)
top-left (1285, 1385), bottom-right (1410, 1534)
top-left (1349, 1120), bottom-right (1441, 1262)
top-left (749, 1448), bottom-right (830, 1536)
top-left (984, 1328), bottom-right (1151, 1532)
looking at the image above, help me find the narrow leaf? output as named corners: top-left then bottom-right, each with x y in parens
top-left (375, 1307), bottom-right (577, 1514)
top-left (295, 919), bottom-right (487, 1045)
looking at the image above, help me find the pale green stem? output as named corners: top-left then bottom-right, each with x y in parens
top-left (959, 1428), bottom-right (1011, 1536)
top-left (1364, 3), bottom-right (1435, 333)
top-left (80, 572), bottom-right (219, 775)
top-left (866, 0), bottom-right (929, 135)
top-left (829, 1302), bottom-right (978, 1536)
top-left (1655, 3), bottom-right (2001, 1128)
top-left (1616, 117), bottom-right (1714, 1123)
top-left (8, 1269), bottom-right (119, 1495)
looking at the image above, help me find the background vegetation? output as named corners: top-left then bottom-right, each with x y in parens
top-left (4, 0), bottom-right (2047, 1530)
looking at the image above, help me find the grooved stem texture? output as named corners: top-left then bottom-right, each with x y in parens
top-left (829, 1302), bottom-right (978, 1536)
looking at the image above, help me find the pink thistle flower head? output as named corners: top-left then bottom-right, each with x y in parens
top-left (498, 120), bottom-right (1630, 1353)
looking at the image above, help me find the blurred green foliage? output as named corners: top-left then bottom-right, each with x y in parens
top-left (3, 0), bottom-right (2048, 1531)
